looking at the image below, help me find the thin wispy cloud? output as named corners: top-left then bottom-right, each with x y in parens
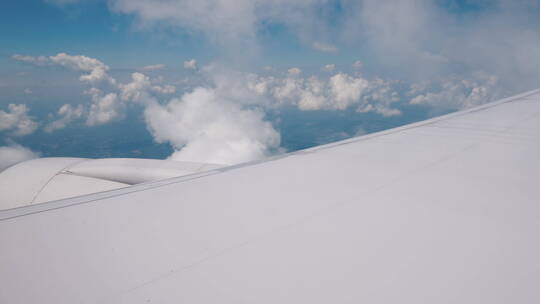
top-left (141, 64), bottom-right (165, 71)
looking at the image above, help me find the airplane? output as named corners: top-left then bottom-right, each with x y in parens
top-left (1, 88), bottom-right (539, 303)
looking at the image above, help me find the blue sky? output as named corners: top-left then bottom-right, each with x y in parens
top-left (0, 0), bottom-right (359, 70)
top-left (2, 0), bottom-right (540, 168)
top-left (0, 0), bottom-right (207, 68)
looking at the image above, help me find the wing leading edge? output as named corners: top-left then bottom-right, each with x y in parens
top-left (1, 89), bottom-right (540, 303)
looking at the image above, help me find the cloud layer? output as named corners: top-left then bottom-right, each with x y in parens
top-left (102, 0), bottom-right (540, 95)
top-left (13, 0), bottom-right (540, 164)
top-left (11, 50), bottom-right (509, 164)
top-left (13, 52), bottom-right (284, 165)
top-left (247, 71), bottom-right (401, 115)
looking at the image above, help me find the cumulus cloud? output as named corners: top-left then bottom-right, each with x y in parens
top-left (287, 67), bottom-right (302, 76)
top-left (0, 144), bottom-right (40, 172)
top-left (85, 90), bottom-right (124, 126)
top-left (329, 73), bottom-right (369, 110)
top-left (118, 72), bottom-right (153, 103)
top-left (23, 0), bottom-right (540, 167)
top-left (141, 64), bottom-right (165, 71)
top-left (12, 53), bottom-right (178, 127)
top-left (13, 52), bottom-right (115, 85)
top-left (13, 53), bottom-right (121, 127)
top-left (115, 66), bottom-right (281, 164)
top-left (144, 87), bottom-right (280, 165)
top-left (183, 59), bottom-right (198, 70)
top-left (152, 84), bottom-right (176, 94)
top-left (408, 73), bottom-right (502, 113)
top-left (0, 104), bottom-right (38, 136)
top-left (248, 71), bottom-right (401, 114)
top-left (15, 51), bottom-right (279, 164)
top-left (51, 53), bottom-right (115, 85)
top-left (112, 0), bottom-right (540, 108)
top-left (45, 104), bottom-right (84, 132)
top-left (361, 78), bottom-right (401, 116)
top-left (323, 64), bottom-right (335, 72)
top-left (48, 53), bottom-right (106, 72)
top-left (44, 0), bottom-right (540, 112)
top-left (9, 48), bottom-right (510, 166)
top-left (297, 77), bottom-right (327, 111)
top-left (120, 72), bottom-right (177, 96)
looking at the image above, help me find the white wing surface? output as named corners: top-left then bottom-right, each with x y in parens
top-left (0, 158), bottom-right (224, 209)
top-left (1, 89), bottom-right (540, 303)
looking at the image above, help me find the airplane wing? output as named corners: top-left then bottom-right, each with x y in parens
top-left (0, 158), bottom-right (224, 209)
top-left (1, 89), bottom-right (540, 303)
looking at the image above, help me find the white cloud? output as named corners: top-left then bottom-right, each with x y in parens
top-left (141, 64), bottom-right (165, 71)
top-left (250, 71), bottom-right (401, 114)
top-left (50, 53), bottom-right (115, 85)
top-left (43, 0), bottom-right (540, 108)
top-left (152, 84), bottom-right (176, 94)
top-left (15, 52), bottom-right (123, 127)
top-left (107, 0), bottom-right (346, 60)
top-left (144, 87), bottom-right (280, 165)
top-left (323, 64), bottom-right (335, 72)
top-left (86, 90), bottom-right (124, 126)
top-left (408, 73), bottom-right (501, 112)
top-left (9, 56), bottom-right (124, 130)
top-left (24, 88), bottom-right (32, 94)
top-left (13, 48), bottom-right (503, 166)
top-left (119, 71), bottom-right (177, 98)
top-left (297, 77), bottom-right (327, 110)
top-left (13, 53), bottom-right (181, 130)
top-left (48, 53), bottom-right (107, 73)
top-left (312, 42), bottom-right (338, 53)
top-left (271, 77), bottom-right (301, 101)
top-left (0, 104), bottom-right (38, 136)
top-left (26, 1), bottom-right (540, 166)
top-left (375, 107), bottom-right (402, 117)
top-left (329, 73), bottom-right (369, 110)
top-left (287, 67), bottom-right (302, 76)
top-left (45, 104), bottom-right (84, 133)
top-left (19, 55), bottom-right (282, 165)
top-left (337, 0), bottom-right (540, 95)
top-left (362, 78), bottom-right (402, 116)
top-left (0, 144), bottom-right (40, 172)
top-left (343, 0), bottom-right (445, 79)
top-left (118, 72), bottom-right (153, 103)
top-left (12, 54), bottom-right (49, 65)
top-left (183, 59), bottom-right (198, 70)
top-left (110, 0), bottom-right (259, 55)
top-left (13, 52), bottom-right (115, 85)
